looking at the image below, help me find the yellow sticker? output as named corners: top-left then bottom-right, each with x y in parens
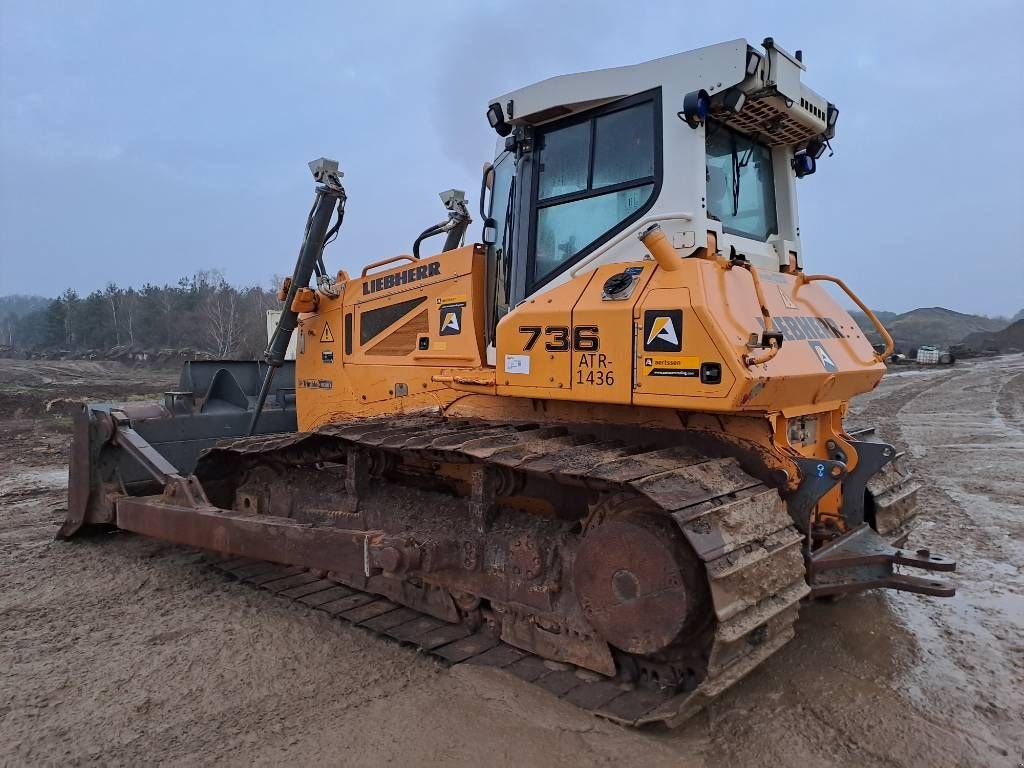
top-left (642, 354), bottom-right (700, 378)
top-left (434, 341), bottom-right (448, 351)
top-left (320, 323), bottom-right (334, 343)
top-left (437, 295), bottom-right (468, 306)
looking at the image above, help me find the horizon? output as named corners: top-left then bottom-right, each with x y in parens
top-left (1, 284), bottom-right (1020, 323)
top-left (1, 2), bottom-right (1022, 316)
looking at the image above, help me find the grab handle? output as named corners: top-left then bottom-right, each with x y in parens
top-left (730, 261), bottom-right (781, 367)
top-left (361, 254), bottom-right (417, 278)
top-left (797, 273), bottom-right (894, 363)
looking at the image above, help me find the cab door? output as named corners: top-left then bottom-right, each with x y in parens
top-left (483, 149), bottom-right (516, 360)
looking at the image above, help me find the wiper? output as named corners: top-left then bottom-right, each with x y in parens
top-left (502, 176), bottom-right (516, 305)
top-left (731, 140), bottom-right (753, 217)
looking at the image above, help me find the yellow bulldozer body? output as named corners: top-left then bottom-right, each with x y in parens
top-left (294, 242), bottom-right (884, 524)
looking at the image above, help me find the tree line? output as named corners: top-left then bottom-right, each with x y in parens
top-left (1, 271), bottom-right (280, 359)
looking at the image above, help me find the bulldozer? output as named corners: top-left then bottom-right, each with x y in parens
top-left (60, 38), bottom-right (955, 727)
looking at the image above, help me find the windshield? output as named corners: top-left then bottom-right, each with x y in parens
top-left (706, 120), bottom-right (778, 241)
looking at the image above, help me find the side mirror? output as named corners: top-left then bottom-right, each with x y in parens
top-left (478, 162), bottom-right (494, 218)
top-left (482, 217), bottom-right (498, 246)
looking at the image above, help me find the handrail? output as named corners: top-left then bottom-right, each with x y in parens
top-left (568, 211), bottom-right (694, 278)
top-left (361, 254), bottom-right (417, 278)
top-left (415, 354), bottom-right (477, 362)
top-left (797, 273), bottom-right (894, 363)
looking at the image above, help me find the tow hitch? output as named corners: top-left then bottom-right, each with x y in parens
top-left (808, 523), bottom-right (956, 598)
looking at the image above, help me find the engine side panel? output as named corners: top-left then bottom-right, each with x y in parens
top-left (293, 242), bottom-right (885, 431)
top-left (294, 245), bottom-right (487, 431)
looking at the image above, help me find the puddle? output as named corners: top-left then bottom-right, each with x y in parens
top-left (888, 353), bottom-right (1024, 751)
top-left (0, 468), bottom-right (67, 499)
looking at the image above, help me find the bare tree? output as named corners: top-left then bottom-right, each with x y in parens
top-left (158, 291), bottom-right (175, 346)
top-left (60, 288), bottom-right (78, 348)
top-left (104, 283), bottom-right (120, 346)
top-left (123, 289), bottom-right (136, 346)
top-left (205, 285), bottom-right (242, 357)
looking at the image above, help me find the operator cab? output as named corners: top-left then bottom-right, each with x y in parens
top-left (479, 37), bottom-right (837, 358)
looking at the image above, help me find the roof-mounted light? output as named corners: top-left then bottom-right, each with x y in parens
top-left (826, 103), bottom-right (839, 128)
top-left (745, 49), bottom-right (763, 76)
top-left (486, 102), bottom-right (512, 137)
top-left (806, 137), bottom-right (827, 160)
top-left (679, 89), bottom-right (710, 129)
top-left (825, 102), bottom-right (839, 139)
top-left (723, 90), bottom-right (746, 114)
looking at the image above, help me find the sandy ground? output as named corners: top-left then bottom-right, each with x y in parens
top-left (1, 356), bottom-right (1021, 767)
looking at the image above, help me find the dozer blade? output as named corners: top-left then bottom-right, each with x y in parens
top-left (61, 360), bottom-right (297, 538)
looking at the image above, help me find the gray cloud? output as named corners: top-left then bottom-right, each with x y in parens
top-left (1, 0), bottom-right (1021, 315)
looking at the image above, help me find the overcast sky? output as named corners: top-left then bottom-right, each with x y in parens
top-left (1, 1), bottom-right (1022, 316)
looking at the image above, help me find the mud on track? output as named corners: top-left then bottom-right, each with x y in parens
top-left (1, 356), bottom-right (1022, 766)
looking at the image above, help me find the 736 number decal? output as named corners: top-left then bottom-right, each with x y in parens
top-left (519, 325), bottom-right (599, 352)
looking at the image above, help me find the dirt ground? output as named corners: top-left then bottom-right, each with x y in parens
top-left (1, 356), bottom-right (1021, 767)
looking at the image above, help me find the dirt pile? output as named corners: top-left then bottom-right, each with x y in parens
top-left (853, 307), bottom-right (1009, 353)
top-left (961, 318), bottom-right (1024, 353)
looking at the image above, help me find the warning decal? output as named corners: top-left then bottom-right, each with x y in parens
top-left (320, 323), bottom-right (335, 343)
top-left (809, 340), bottom-right (839, 372)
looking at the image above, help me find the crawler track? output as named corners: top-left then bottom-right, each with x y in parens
top-left (208, 548), bottom-right (795, 727)
top-left (210, 555), bottom-right (679, 725)
top-left (194, 415), bottom-right (809, 726)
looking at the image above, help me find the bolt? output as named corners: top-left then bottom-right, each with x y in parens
top-left (826, 440), bottom-right (837, 450)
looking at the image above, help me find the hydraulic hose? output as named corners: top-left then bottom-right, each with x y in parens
top-left (718, 258), bottom-right (782, 367)
top-left (412, 223), bottom-right (447, 259)
top-left (412, 193), bottom-right (471, 258)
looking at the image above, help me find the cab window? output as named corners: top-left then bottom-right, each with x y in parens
top-left (530, 91), bottom-right (661, 290)
top-left (705, 120), bottom-right (778, 241)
